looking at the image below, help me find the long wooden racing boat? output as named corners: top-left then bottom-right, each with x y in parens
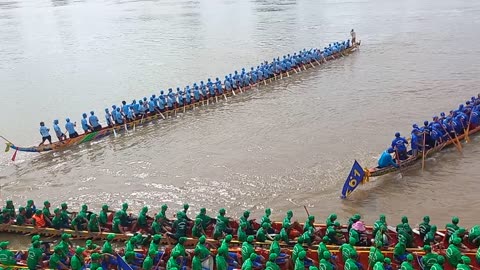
top-left (340, 122), bottom-right (480, 198)
top-left (1, 242), bottom-right (477, 270)
top-left (3, 42), bottom-right (361, 157)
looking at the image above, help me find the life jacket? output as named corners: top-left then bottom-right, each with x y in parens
top-left (32, 214), bottom-right (46, 228)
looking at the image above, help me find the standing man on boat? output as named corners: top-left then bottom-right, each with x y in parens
top-left (88, 111), bottom-right (102, 131)
top-left (65, 118), bottom-right (78, 138)
top-left (38, 122), bottom-right (52, 146)
top-left (350, 29), bottom-right (356, 44)
top-left (53, 120), bottom-right (67, 142)
top-left (391, 132), bottom-right (409, 160)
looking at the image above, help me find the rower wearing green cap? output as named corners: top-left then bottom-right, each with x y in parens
top-left (303, 215), bottom-right (315, 233)
top-left (167, 250), bottom-right (181, 270)
top-left (87, 213), bottom-right (101, 233)
top-left (446, 236), bottom-right (462, 267)
top-left (421, 245), bottom-right (438, 270)
top-left (283, 210), bottom-right (293, 230)
top-left (468, 225), bottom-right (480, 246)
top-left (374, 225), bottom-right (388, 248)
top-left (71, 209), bottom-right (88, 232)
top-left (270, 234), bottom-right (290, 269)
top-left (292, 238), bottom-right (304, 263)
top-left (239, 210), bottom-right (255, 235)
top-left (98, 204), bottom-right (110, 230)
top-left (400, 254), bottom-right (414, 270)
top-left (241, 252), bottom-right (257, 270)
top-left (71, 247), bottom-right (86, 270)
top-left (476, 248), bottom-right (480, 267)
top-left (112, 216), bottom-right (126, 234)
top-left (424, 225), bottom-right (438, 246)
top-left (256, 222), bottom-right (273, 242)
top-left (167, 211), bottom-right (188, 241)
top-left (385, 258), bottom-right (393, 270)
top-left (49, 246), bottom-right (68, 269)
top-left (431, 255), bottom-right (445, 270)
top-left (373, 214), bottom-right (386, 237)
top-left (320, 251), bottom-right (334, 270)
top-left (172, 237), bottom-right (189, 268)
top-left (25, 199), bottom-right (36, 219)
top-left (397, 220), bottom-right (413, 248)
top-left (394, 237), bottom-right (408, 262)
top-left (194, 235), bottom-right (213, 270)
top-left (60, 203), bottom-right (72, 228)
top-left (326, 213), bottom-right (337, 227)
top-left (27, 240), bottom-right (45, 270)
top-left (143, 249), bottom-right (156, 270)
top-left (266, 253), bottom-right (280, 270)
top-left (237, 221), bottom-right (248, 242)
top-left (326, 221), bottom-right (344, 245)
top-left (0, 241), bottom-right (16, 266)
top-left (216, 246), bottom-right (229, 270)
top-left (456, 256), bottom-right (472, 270)
top-left (419, 216), bottom-right (432, 240)
top-left (260, 208), bottom-right (273, 232)
top-left (182, 203), bottom-right (193, 222)
top-left (192, 217), bottom-right (206, 238)
top-left (373, 260), bottom-right (385, 270)
top-left (42, 201), bottom-right (53, 219)
top-left (368, 242), bottom-right (384, 269)
top-left (213, 208), bottom-right (233, 239)
top-left (339, 237), bottom-right (358, 263)
top-left (196, 208), bottom-right (214, 231)
top-left (242, 235), bottom-right (256, 262)
top-left (294, 250), bottom-right (307, 270)
top-left (221, 234), bottom-right (239, 266)
top-left (4, 200), bottom-right (16, 218)
top-left (85, 239), bottom-right (100, 252)
top-left (318, 236), bottom-right (329, 262)
top-left (345, 257), bottom-right (360, 270)
top-left (136, 206), bottom-right (149, 231)
top-left (450, 227), bottom-right (467, 246)
top-left (56, 233), bottom-right (72, 257)
top-left (445, 216), bottom-right (460, 242)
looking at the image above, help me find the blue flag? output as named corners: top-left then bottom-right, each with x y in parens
top-left (340, 160), bottom-right (365, 198)
top-left (116, 253), bottom-right (133, 270)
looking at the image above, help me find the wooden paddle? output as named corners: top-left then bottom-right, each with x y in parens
top-left (465, 111), bottom-right (473, 143)
top-left (421, 131), bottom-right (426, 171)
top-left (440, 123), bottom-right (462, 153)
top-left (452, 127), bottom-right (463, 152)
top-left (155, 108), bottom-right (166, 120)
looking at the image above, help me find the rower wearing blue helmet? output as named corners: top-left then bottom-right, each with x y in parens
top-left (81, 113), bottom-right (92, 133)
top-left (378, 148), bottom-right (398, 168)
top-left (411, 124), bottom-right (422, 156)
top-left (65, 118), bottom-right (79, 138)
top-left (391, 132), bottom-right (409, 160)
top-left (148, 97), bottom-right (156, 115)
top-left (193, 86), bottom-right (200, 102)
top-left (104, 108), bottom-right (113, 127)
top-left (53, 119), bottom-right (66, 141)
top-left (224, 76), bottom-right (232, 92)
top-left (89, 111), bottom-right (102, 131)
top-left (158, 95), bottom-right (166, 112)
top-left (185, 88), bottom-right (192, 105)
top-left (114, 107), bottom-right (124, 125)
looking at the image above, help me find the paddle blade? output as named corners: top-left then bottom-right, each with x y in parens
top-left (340, 160), bottom-right (365, 199)
top-left (11, 149), bottom-right (18, 161)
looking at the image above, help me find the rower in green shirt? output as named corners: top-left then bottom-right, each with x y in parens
top-left (260, 208), bottom-right (272, 230)
top-left (468, 225), bottom-right (480, 247)
top-left (192, 249), bottom-right (202, 270)
top-left (51, 208), bottom-right (63, 229)
top-left (266, 253), bottom-right (280, 270)
top-left (345, 257), bottom-right (360, 270)
top-left (4, 200), bottom-right (15, 218)
top-left (85, 239), bottom-right (100, 252)
top-left (394, 237), bottom-right (408, 262)
top-left (446, 237), bottom-right (462, 267)
top-left (238, 222), bottom-right (247, 242)
top-left (98, 204), bottom-right (109, 229)
top-left (143, 250), bottom-right (156, 270)
top-left (16, 207), bottom-right (29, 225)
top-left (136, 206), bottom-right (149, 231)
top-left (431, 255), bottom-right (445, 270)
top-left (214, 208), bottom-right (232, 239)
top-left (269, 234), bottom-right (290, 268)
top-left (27, 241), bottom-right (44, 270)
top-left (339, 237), bottom-right (358, 263)
top-left (445, 216), bottom-right (459, 242)
top-left (56, 233), bottom-right (72, 257)
top-left (424, 225), bottom-right (437, 246)
top-left (303, 215), bottom-right (315, 232)
top-left (326, 213), bottom-right (337, 227)
top-left (372, 214), bottom-right (386, 238)
top-left (42, 201), bottom-right (52, 219)
top-left (0, 241), bottom-right (16, 266)
top-left (88, 213), bottom-right (101, 233)
top-left (373, 260), bottom-right (384, 270)
top-left (49, 246), bottom-right (68, 270)
top-left (241, 253), bottom-right (257, 270)
top-left (60, 202), bottom-right (72, 227)
top-left (294, 250), bottom-right (307, 270)
top-left (242, 235), bottom-right (255, 262)
top-left (319, 251), bottom-right (334, 270)
top-left (419, 216), bottom-right (431, 240)
top-left (368, 243), bottom-right (384, 268)
top-left (421, 245), bottom-right (438, 270)
top-left (216, 247), bottom-right (228, 270)
top-left (450, 227), bottom-right (467, 245)
top-left (192, 218), bottom-right (205, 238)
top-left (195, 235), bottom-right (213, 270)
top-left (256, 222), bottom-right (273, 242)
top-left (292, 238), bottom-right (304, 263)
top-left (456, 256), bottom-right (472, 270)
top-left (196, 208), bottom-right (214, 231)
top-left (239, 210), bottom-right (254, 235)
top-left (102, 233), bottom-right (115, 254)
top-left (167, 250), bottom-right (181, 269)
top-left (477, 247), bottom-right (480, 265)
top-left (71, 247), bottom-right (85, 270)
top-left (318, 236), bottom-right (330, 262)
top-left (400, 254), bottom-right (415, 270)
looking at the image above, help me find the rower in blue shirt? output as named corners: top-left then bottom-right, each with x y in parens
top-left (131, 100), bottom-right (139, 114)
top-left (89, 111), bottom-right (102, 131)
top-left (411, 124), bottom-right (422, 156)
top-left (378, 148), bottom-right (398, 168)
top-left (104, 108), bottom-right (113, 127)
top-left (193, 86), bottom-right (200, 103)
top-left (65, 118), bottom-right (79, 138)
top-left (177, 89), bottom-right (184, 107)
top-left (39, 122), bottom-right (52, 146)
top-left (53, 119), bottom-right (66, 141)
top-left (137, 101), bottom-right (146, 116)
top-left (185, 89), bottom-right (192, 105)
top-left (391, 132), bottom-right (409, 160)
top-left (166, 96), bottom-right (174, 110)
top-left (121, 101), bottom-right (129, 118)
top-left (158, 95), bottom-right (166, 112)
top-left (148, 97), bottom-right (156, 115)
top-left (81, 113), bottom-right (92, 133)
top-left (114, 108), bottom-right (124, 124)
